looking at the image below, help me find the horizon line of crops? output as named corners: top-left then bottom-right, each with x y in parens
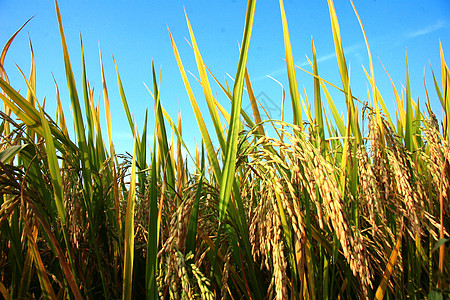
top-left (0, 0), bottom-right (449, 299)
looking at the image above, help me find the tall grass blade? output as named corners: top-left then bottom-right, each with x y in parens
top-left (185, 144), bottom-right (205, 257)
top-left (0, 144), bottom-right (29, 163)
top-left (26, 201), bottom-right (82, 299)
top-left (113, 57), bottom-right (135, 135)
top-left (168, 28), bottom-right (222, 182)
top-left (39, 104), bottom-right (81, 296)
top-left (218, 0), bottom-right (255, 222)
top-left (152, 64), bottom-right (175, 193)
top-left (301, 87), bottom-right (314, 125)
top-left (206, 65), bottom-right (256, 128)
top-left (279, 0), bottom-right (302, 128)
top-left (326, 0), bottom-right (361, 144)
top-left (244, 69), bottom-right (264, 135)
top-left (0, 281), bottom-right (10, 300)
top-left (375, 228), bottom-right (403, 300)
top-left (54, 0), bottom-right (92, 195)
top-left (0, 16), bottom-right (33, 81)
top-left (362, 66), bottom-right (394, 129)
top-left (320, 80), bottom-right (346, 136)
top-left (440, 41), bottom-right (450, 141)
top-left (311, 38), bottom-right (325, 153)
top-left (296, 61), bottom-right (349, 138)
top-left (175, 107), bottom-right (185, 203)
top-left (123, 137), bottom-right (137, 300)
top-left (81, 37), bottom-right (96, 155)
top-left (0, 78), bottom-right (41, 130)
top-left (27, 227), bottom-right (57, 300)
top-left (146, 135), bottom-right (158, 300)
top-left (100, 46), bottom-right (121, 231)
top-left (140, 108), bottom-right (148, 189)
top-left (26, 38), bottom-right (36, 142)
top-left (53, 76), bottom-right (68, 135)
top-left (405, 52), bottom-right (414, 152)
top-left (438, 155), bottom-right (448, 290)
top-left (160, 104), bottom-right (194, 164)
top-left (39, 106), bottom-right (65, 225)
top-left (216, 2), bottom-right (263, 298)
top-left (18, 228), bottom-right (37, 299)
top-left (350, 0), bottom-right (385, 139)
top-left (185, 12), bottom-right (226, 151)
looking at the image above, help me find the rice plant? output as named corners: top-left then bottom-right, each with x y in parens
top-left (0, 0), bottom-right (449, 299)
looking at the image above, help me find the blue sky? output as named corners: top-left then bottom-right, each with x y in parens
top-left (1, 0), bottom-right (449, 157)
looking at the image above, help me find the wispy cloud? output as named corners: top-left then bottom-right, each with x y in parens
top-left (255, 42), bottom-right (363, 82)
top-left (113, 131), bottom-right (135, 140)
top-left (407, 20), bottom-right (447, 38)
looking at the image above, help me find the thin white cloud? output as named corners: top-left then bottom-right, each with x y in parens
top-left (113, 131), bottom-right (135, 140)
top-left (407, 20), bottom-right (446, 38)
top-left (308, 52), bottom-right (336, 65)
top-left (255, 42), bottom-right (363, 82)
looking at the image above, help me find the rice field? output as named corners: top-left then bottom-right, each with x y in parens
top-left (0, 0), bottom-right (449, 299)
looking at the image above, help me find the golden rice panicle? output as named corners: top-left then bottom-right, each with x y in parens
top-left (289, 132), bottom-right (372, 296)
top-left (157, 195), bottom-right (187, 295)
top-left (281, 167), bottom-right (307, 276)
top-left (175, 249), bottom-right (193, 299)
top-left (247, 178), bottom-right (283, 296)
top-left (190, 260), bottom-right (214, 300)
top-left (246, 141), bottom-right (276, 271)
top-left (270, 187), bottom-right (289, 300)
top-left (356, 145), bottom-right (380, 233)
top-left (244, 138), bottom-right (300, 297)
top-left (278, 144), bottom-right (307, 244)
top-left (366, 117), bottom-right (404, 274)
top-left (63, 169), bottom-right (83, 248)
top-left (362, 115), bottom-right (391, 223)
top-left (272, 166), bottom-right (309, 296)
top-left (220, 250), bottom-right (231, 300)
top-left (283, 133), bottom-right (325, 230)
top-left (384, 122), bottom-right (424, 238)
top-left (369, 118), bottom-right (393, 218)
top-left (248, 177), bottom-right (274, 271)
top-left (176, 197), bottom-right (193, 254)
top-left (423, 116), bottom-right (450, 216)
top-left (156, 187), bottom-right (216, 299)
top-left (276, 140), bottom-right (310, 279)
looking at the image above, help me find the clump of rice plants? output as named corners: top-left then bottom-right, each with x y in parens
top-left (0, 0), bottom-right (449, 299)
